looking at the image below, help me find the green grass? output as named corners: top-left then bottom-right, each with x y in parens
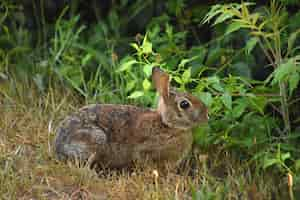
top-left (0, 88), bottom-right (289, 200)
top-left (1, 1), bottom-right (300, 199)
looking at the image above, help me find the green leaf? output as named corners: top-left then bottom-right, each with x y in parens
top-left (225, 21), bottom-right (243, 35)
top-left (221, 91), bottom-right (232, 109)
top-left (272, 59), bottom-right (296, 84)
top-left (232, 99), bottom-right (247, 118)
top-left (287, 29), bottom-right (300, 56)
top-left (142, 34), bottom-right (152, 54)
top-left (207, 76), bottom-right (220, 84)
top-left (202, 4), bottom-right (222, 24)
top-left (193, 125), bottom-right (211, 146)
top-left (289, 72), bottom-right (299, 95)
top-left (205, 47), bottom-right (225, 66)
top-left (130, 43), bottom-right (140, 52)
top-left (263, 158), bottom-right (279, 170)
top-left (245, 37), bottom-right (258, 55)
top-left (81, 53), bottom-right (93, 66)
top-left (142, 41), bottom-right (152, 54)
top-left (179, 56), bottom-right (198, 68)
top-left (143, 64), bottom-right (154, 77)
top-left (198, 92), bottom-right (213, 107)
top-left (59, 65), bottom-right (82, 86)
top-left (165, 23), bottom-right (173, 38)
top-left (248, 96), bottom-right (267, 115)
top-left (230, 62), bottom-right (251, 78)
top-left (212, 83), bottom-right (224, 92)
top-left (65, 76), bottom-right (87, 97)
top-left (173, 76), bottom-right (183, 84)
top-left (207, 76), bottom-right (224, 92)
top-left (182, 68), bottom-right (191, 83)
top-left (142, 79), bottom-right (151, 91)
top-left (125, 80), bottom-right (136, 92)
top-left (280, 152), bottom-right (291, 162)
top-left (117, 59), bottom-right (138, 72)
top-left (128, 91), bottom-right (144, 99)
top-left (213, 12), bottom-right (234, 25)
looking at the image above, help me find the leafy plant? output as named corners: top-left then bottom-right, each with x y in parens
top-left (202, 1), bottom-right (300, 179)
top-left (203, 0), bottom-right (300, 135)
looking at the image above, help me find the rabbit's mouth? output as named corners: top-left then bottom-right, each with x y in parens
top-left (162, 115), bottom-right (202, 130)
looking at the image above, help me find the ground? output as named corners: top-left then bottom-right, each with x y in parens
top-left (0, 90), bottom-right (287, 200)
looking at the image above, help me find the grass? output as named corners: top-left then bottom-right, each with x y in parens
top-left (0, 86), bottom-right (289, 200)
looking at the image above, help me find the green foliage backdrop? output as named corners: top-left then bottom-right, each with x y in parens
top-left (1, 0), bottom-right (300, 197)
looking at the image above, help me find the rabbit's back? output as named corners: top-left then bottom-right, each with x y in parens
top-left (54, 103), bottom-right (193, 168)
top-left (54, 104), bottom-right (147, 165)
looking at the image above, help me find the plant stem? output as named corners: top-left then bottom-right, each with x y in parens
top-left (279, 81), bottom-right (291, 134)
top-left (289, 187), bottom-right (294, 200)
top-left (257, 38), bottom-right (291, 135)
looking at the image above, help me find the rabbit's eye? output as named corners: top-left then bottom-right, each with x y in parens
top-left (179, 100), bottom-right (190, 109)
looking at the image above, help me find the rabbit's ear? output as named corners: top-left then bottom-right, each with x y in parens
top-left (152, 67), bottom-right (170, 100)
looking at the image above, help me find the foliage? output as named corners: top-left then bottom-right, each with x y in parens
top-left (1, 0), bottom-right (300, 198)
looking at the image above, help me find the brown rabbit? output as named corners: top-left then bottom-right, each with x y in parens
top-left (54, 67), bottom-right (208, 169)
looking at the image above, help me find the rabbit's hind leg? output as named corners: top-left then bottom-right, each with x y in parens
top-left (55, 122), bottom-right (107, 163)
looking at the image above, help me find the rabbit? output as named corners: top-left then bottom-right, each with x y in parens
top-left (54, 67), bottom-right (208, 169)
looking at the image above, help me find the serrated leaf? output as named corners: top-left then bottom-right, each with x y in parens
top-left (225, 21), bottom-right (243, 35)
top-left (289, 73), bottom-right (299, 95)
top-left (198, 92), bottom-right (213, 107)
top-left (142, 79), bottom-right (151, 91)
top-left (221, 91), bottom-right (232, 109)
top-left (128, 91), bottom-right (144, 99)
top-left (245, 37), bottom-right (258, 55)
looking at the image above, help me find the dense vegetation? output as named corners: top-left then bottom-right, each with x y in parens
top-left (1, 0), bottom-right (300, 199)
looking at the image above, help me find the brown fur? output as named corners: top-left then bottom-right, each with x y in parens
top-left (54, 67), bottom-right (208, 169)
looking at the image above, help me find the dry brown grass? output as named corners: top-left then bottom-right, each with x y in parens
top-left (0, 90), bottom-right (287, 200)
